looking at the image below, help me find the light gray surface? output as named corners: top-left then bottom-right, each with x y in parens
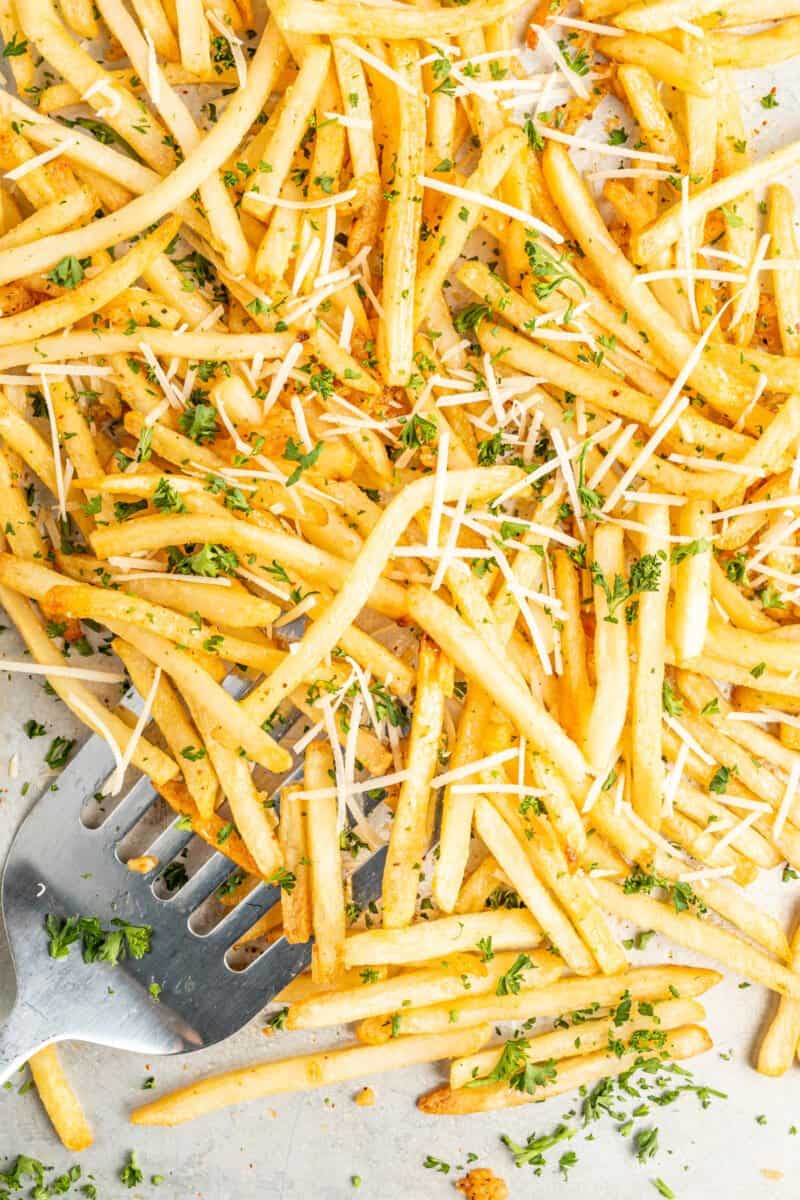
top-left (3, 627), bottom-right (800, 1198)
top-left (3, 42), bottom-right (800, 1200)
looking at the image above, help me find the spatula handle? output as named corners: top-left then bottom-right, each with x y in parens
top-left (0, 999), bottom-right (57, 1085)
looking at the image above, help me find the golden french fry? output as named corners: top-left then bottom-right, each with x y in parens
top-left (474, 796), bottom-right (595, 974)
top-left (114, 638), bottom-right (220, 817)
top-left (363, 964), bottom-right (720, 1039)
top-left (585, 525), bottom-right (628, 771)
top-left (305, 741), bottom-right (345, 982)
top-left (631, 137), bottom-right (800, 265)
top-left (377, 42), bottom-right (424, 385)
top-left (288, 949), bottom-right (563, 1031)
top-left (132, 1025), bottom-right (493, 1126)
top-left (408, 586), bottom-right (588, 797)
top-left (593, 879), bottom-right (800, 997)
top-left (279, 784), bottom-right (312, 944)
top-left (273, 0), bottom-right (524, 37)
top-left (433, 689), bottom-right (493, 914)
top-left (450, 996), bottom-right (706, 1088)
top-left (344, 910), bottom-right (542, 968)
top-left (630, 504), bottom-right (669, 827)
top-left (757, 918), bottom-right (800, 1076)
top-left (29, 1045), bottom-right (93, 1151)
top-left (383, 639), bottom-right (451, 928)
top-left (420, 1024), bottom-right (713, 1114)
top-left (596, 33), bottom-right (715, 96)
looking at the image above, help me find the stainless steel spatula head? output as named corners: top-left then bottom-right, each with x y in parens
top-left (0, 683), bottom-right (385, 1084)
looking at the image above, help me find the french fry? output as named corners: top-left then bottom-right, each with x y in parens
top-left (132, 1025), bottom-right (493, 1126)
top-left (0, 186), bottom-right (94, 250)
top-left (0, 329), bottom-right (293, 369)
top-left (617, 65), bottom-right (686, 169)
top-left (631, 136), bottom-right (800, 265)
top-left (408, 586), bottom-right (588, 797)
top-left (0, 447), bottom-right (47, 560)
top-left (433, 688), bottom-right (493, 914)
top-left (592, 879), bottom-right (800, 997)
top-left (377, 42), bottom-right (424, 385)
top-left (630, 504), bottom-right (669, 827)
top-left (715, 70), bottom-right (758, 347)
top-left (553, 550), bottom-right (592, 746)
top-left (44, 583), bottom-right (282, 674)
top-left (616, 0), bottom-right (728, 30)
top-left (705, 619), bottom-right (800, 682)
top-left (101, 618), bottom-right (291, 772)
top-left (289, 949), bottom-right (563, 1031)
top-left (653, 849), bottom-right (789, 960)
top-left (278, 784), bottom-right (312, 944)
top-left (28, 1045), bottom-right (93, 1151)
top-left (420, 1025), bottom-right (712, 1114)
top-left (585, 524), bottom-right (628, 771)
top-left (454, 856), bottom-right (510, 914)
top-left (304, 741), bottom-right (345, 983)
top-left (450, 996), bottom-right (706, 1088)
top-left (709, 558), bottom-right (776, 633)
top-left (671, 501), bottom-right (712, 662)
top-left (158, 780), bottom-right (259, 875)
top-left (242, 44), bottom-right (331, 220)
top-left (360, 964), bottom-right (720, 1039)
top-left (383, 638), bottom-right (451, 928)
top-left (415, 126), bottom-right (526, 326)
top-left (89, 511), bottom-right (407, 622)
top-left (758, 918), bottom-right (800, 1076)
top-left (344, 910), bottom-right (542, 968)
top-left (131, 0), bottom-right (179, 57)
top-left (596, 33), bottom-right (715, 95)
top-left (273, 0), bottom-right (525, 37)
top-left (331, 38), bottom-right (380, 254)
top-left (474, 796), bottom-right (596, 974)
top-left (82, 568), bottom-right (277, 630)
top-left (190, 707), bottom-right (282, 873)
top-left (176, 0), bottom-right (209, 74)
top-left (709, 18), bottom-right (800, 67)
top-left (114, 639), bottom-right (219, 817)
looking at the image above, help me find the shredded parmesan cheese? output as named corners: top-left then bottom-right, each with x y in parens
top-left (418, 175), bottom-right (564, 242)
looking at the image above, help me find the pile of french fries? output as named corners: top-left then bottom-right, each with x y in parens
top-left (3, 0), bottom-right (800, 1157)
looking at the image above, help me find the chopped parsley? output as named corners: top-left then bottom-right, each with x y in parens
top-left (283, 437), bottom-right (323, 486)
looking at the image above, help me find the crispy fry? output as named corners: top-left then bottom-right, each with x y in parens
top-left (361, 965), bottom-right (720, 1039)
top-left (279, 784), bottom-right (312, 944)
top-left (305, 741), bottom-right (345, 982)
top-left (450, 996), bottom-right (705, 1088)
top-left (420, 1025), bottom-right (712, 1114)
top-left (132, 1025), bottom-right (493, 1125)
top-left (29, 1045), bottom-right (93, 1151)
top-left (593, 879), bottom-right (800, 997)
top-left (383, 639), bottom-right (451, 927)
top-left (289, 949), bottom-right (562, 1031)
top-left (344, 910), bottom-right (542, 968)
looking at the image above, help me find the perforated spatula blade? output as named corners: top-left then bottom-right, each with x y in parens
top-left (0, 689), bottom-right (386, 1084)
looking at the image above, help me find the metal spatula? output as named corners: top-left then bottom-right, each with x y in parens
top-left (0, 677), bottom-right (386, 1084)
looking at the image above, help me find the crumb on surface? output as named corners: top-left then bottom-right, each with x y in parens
top-left (355, 1086), bottom-right (375, 1107)
top-left (455, 1167), bottom-right (509, 1200)
top-left (126, 854), bottom-right (159, 873)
